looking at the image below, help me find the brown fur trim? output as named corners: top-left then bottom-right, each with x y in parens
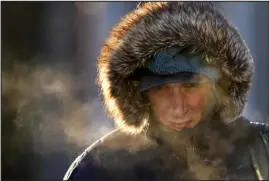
top-left (97, 2), bottom-right (254, 134)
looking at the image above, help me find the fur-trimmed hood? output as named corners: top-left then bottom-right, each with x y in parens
top-left (97, 2), bottom-right (254, 134)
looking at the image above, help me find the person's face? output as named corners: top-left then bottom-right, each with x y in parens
top-left (147, 74), bottom-right (216, 131)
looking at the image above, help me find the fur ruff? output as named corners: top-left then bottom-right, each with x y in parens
top-left (97, 2), bottom-right (254, 134)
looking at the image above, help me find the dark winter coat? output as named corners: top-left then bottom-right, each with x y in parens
top-left (64, 2), bottom-right (268, 180)
top-left (64, 116), bottom-right (268, 180)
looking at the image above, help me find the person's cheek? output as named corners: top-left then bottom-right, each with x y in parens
top-left (186, 91), bottom-right (207, 126)
top-left (151, 94), bottom-right (170, 124)
top-left (159, 101), bottom-right (171, 124)
top-left (187, 91), bottom-right (206, 112)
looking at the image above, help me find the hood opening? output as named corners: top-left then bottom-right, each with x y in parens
top-left (97, 2), bottom-right (254, 134)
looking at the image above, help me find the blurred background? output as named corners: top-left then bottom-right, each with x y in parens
top-left (1, 2), bottom-right (269, 180)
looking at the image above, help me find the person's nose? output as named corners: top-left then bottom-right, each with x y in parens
top-left (170, 85), bottom-right (186, 117)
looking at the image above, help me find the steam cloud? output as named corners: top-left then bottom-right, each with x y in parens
top-left (2, 63), bottom-right (114, 156)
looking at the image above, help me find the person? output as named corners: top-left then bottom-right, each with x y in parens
top-left (64, 2), bottom-right (269, 180)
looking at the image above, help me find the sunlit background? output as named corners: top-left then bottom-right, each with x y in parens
top-left (1, 2), bottom-right (269, 180)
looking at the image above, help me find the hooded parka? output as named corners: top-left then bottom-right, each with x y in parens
top-left (64, 2), bottom-right (269, 180)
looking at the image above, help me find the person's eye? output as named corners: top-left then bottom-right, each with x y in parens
top-left (155, 85), bottom-right (164, 90)
top-left (153, 85), bottom-right (166, 91)
top-left (184, 83), bottom-right (198, 89)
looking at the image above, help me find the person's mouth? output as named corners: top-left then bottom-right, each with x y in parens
top-left (168, 119), bottom-right (192, 131)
